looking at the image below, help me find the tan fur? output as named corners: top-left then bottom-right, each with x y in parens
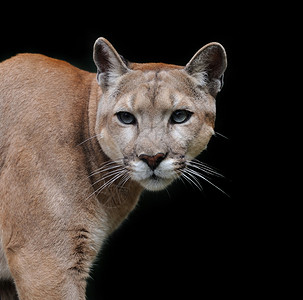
top-left (0, 38), bottom-right (227, 299)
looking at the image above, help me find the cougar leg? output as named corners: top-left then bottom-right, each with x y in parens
top-left (5, 247), bottom-right (89, 300)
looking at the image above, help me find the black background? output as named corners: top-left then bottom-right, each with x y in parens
top-left (0, 4), bottom-right (258, 299)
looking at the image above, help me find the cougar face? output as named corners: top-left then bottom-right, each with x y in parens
top-left (93, 39), bottom-right (226, 191)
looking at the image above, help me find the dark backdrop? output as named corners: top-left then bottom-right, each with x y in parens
top-left (0, 5), bottom-right (245, 299)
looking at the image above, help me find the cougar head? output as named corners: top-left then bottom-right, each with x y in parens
top-left (93, 38), bottom-right (227, 191)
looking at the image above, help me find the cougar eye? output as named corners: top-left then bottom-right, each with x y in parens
top-left (170, 110), bottom-right (193, 124)
top-left (117, 111), bottom-right (137, 125)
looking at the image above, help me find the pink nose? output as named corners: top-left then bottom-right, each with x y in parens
top-left (139, 153), bottom-right (166, 170)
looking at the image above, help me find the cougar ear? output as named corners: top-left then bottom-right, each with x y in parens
top-left (93, 37), bottom-right (129, 89)
top-left (185, 42), bottom-right (227, 96)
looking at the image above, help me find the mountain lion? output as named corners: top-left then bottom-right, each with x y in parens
top-left (0, 37), bottom-right (227, 299)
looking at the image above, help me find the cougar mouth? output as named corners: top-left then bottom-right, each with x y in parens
top-left (139, 176), bottom-right (175, 191)
top-left (128, 157), bottom-right (179, 191)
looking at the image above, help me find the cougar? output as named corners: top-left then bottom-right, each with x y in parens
top-left (0, 37), bottom-right (227, 299)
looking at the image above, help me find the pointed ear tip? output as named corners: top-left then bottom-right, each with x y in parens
top-left (204, 42), bottom-right (227, 67)
top-left (94, 37), bottom-right (111, 49)
top-left (204, 42), bottom-right (226, 53)
top-left (94, 37), bottom-right (104, 45)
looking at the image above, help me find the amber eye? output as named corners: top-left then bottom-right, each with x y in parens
top-left (170, 110), bottom-right (193, 124)
top-left (116, 112), bottom-right (137, 125)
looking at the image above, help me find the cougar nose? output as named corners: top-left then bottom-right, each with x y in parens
top-left (139, 153), bottom-right (166, 171)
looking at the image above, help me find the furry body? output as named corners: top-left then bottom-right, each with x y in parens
top-left (0, 38), bottom-right (226, 299)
